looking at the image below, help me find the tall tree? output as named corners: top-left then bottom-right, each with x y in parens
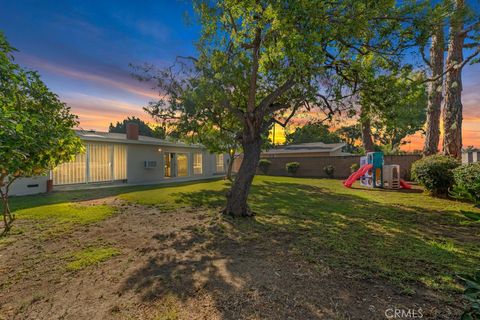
top-left (0, 33), bottom-right (83, 234)
top-left (442, 0), bottom-right (479, 158)
top-left (423, 25), bottom-right (445, 155)
top-left (138, 0), bottom-right (424, 216)
top-left (285, 122), bottom-right (341, 145)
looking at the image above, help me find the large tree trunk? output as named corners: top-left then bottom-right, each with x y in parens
top-left (224, 137), bottom-right (262, 217)
top-left (360, 108), bottom-right (375, 152)
top-left (423, 26), bottom-right (445, 156)
top-left (443, 0), bottom-right (465, 159)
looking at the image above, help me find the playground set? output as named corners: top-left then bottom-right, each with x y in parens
top-left (343, 151), bottom-right (411, 189)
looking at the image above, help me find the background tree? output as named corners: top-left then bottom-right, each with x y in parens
top-left (285, 122), bottom-right (341, 145)
top-left (353, 55), bottom-right (428, 153)
top-left (336, 124), bottom-right (362, 153)
top-left (0, 33), bottom-right (83, 234)
top-left (136, 0), bottom-right (425, 216)
top-left (369, 74), bottom-right (427, 153)
top-left (422, 18), bottom-right (446, 156)
top-left (442, 0), bottom-right (479, 158)
top-left (108, 116), bottom-right (166, 139)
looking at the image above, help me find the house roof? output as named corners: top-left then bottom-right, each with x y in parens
top-left (75, 130), bottom-right (204, 149)
top-left (263, 142), bottom-right (346, 155)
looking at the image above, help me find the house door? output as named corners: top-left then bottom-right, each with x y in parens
top-left (164, 153), bottom-right (176, 177)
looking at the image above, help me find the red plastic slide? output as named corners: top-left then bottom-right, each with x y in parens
top-left (400, 179), bottom-right (412, 189)
top-left (343, 163), bottom-right (373, 188)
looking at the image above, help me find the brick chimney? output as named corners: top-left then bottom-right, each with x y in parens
top-left (126, 122), bottom-right (139, 140)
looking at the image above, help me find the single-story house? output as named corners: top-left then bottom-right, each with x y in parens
top-left (462, 148), bottom-right (480, 164)
top-left (262, 142), bottom-right (348, 158)
top-left (10, 124), bottom-right (227, 196)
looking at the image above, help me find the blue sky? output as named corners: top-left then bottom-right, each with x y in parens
top-left (0, 1), bottom-right (479, 148)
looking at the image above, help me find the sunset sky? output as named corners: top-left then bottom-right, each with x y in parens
top-left (1, 0), bottom-right (479, 150)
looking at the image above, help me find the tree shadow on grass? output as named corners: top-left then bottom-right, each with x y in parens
top-left (121, 180), bottom-right (480, 319)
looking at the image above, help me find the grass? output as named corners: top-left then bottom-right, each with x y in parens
top-left (66, 246), bottom-right (120, 271)
top-left (8, 175), bottom-right (480, 294)
top-left (12, 203), bottom-right (115, 238)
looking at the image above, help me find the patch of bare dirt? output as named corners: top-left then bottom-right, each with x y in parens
top-left (0, 200), bottom-right (462, 320)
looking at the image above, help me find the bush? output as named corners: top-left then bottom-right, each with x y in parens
top-left (458, 270), bottom-right (480, 320)
top-left (286, 162), bottom-right (300, 175)
top-left (350, 163), bottom-right (360, 173)
top-left (411, 155), bottom-right (460, 196)
top-left (323, 165), bottom-right (335, 177)
top-left (451, 163), bottom-right (480, 205)
top-left (258, 159), bottom-right (272, 174)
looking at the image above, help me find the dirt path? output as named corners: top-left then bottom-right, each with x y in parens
top-left (0, 200), bottom-right (461, 320)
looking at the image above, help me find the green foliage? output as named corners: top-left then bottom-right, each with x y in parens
top-left (285, 122), bottom-right (341, 145)
top-left (66, 247), bottom-right (120, 271)
top-left (286, 162), bottom-right (300, 175)
top-left (451, 163), bottom-right (480, 205)
top-left (458, 270), bottom-right (480, 320)
top-left (411, 155), bottom-right (460, 196)
top-left (258, 159), bottom-right (271, 174)
top-left (350, 163), bottom-right (360, 173)
top-left (0, 33), bottom-right (83, 233)
top-left (109, 116), bottom-right (166, 139)
top-left (323, 165), bottom-right (335, 177)
top-left (336, 125), bottom-right (362, 153)
top-left (358, 63), bottom-right (428, 152)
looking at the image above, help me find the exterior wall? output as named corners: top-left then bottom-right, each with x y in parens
top-left (9, 176), bottom-right (48, 196)
top-left (9, 142), bottom-right (228, 196)
top-left (126, 144), bottom-right (225, 184)
top-left (234, 154), bottom-right (421, 179)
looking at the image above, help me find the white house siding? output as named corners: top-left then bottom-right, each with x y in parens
top-left (9, 176), bottom-right (48, 196)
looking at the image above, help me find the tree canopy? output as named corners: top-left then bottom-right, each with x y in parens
top-left (108, 116), bottom-right (166, 139)
top-left (136, 0), bottom-right (428, 216)
top-left (0, 33), bottom-right (83, 233)
top-left (285, 123), bottom-right (341, 145)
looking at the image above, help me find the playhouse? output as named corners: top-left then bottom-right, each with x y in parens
top-left (344, 152), bottom-right (410, 189)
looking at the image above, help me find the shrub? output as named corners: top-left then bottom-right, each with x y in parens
top-left (411, 155), bottom-right (460, 196)
top-left (350, 163), bottom-right (360, 173)
top-left (323, 165), bottom-right (335, 177)
top-left (258, 159), bottom-right (272, 174)
top-left (286, 162), bottom-right (300, 175)
top-left (458, 270), bottom-right (480, 320)
top-left (451, 163), bottom-right (480, 205)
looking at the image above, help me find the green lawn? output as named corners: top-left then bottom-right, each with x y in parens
top-left (8, 176), bottom-right (480, 294)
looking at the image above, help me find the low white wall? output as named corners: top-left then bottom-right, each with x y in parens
top-left (9, 176), bottom-right (48, 196)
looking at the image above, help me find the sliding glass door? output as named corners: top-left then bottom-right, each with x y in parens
top-left (53, 143), bottom-right (127, 185)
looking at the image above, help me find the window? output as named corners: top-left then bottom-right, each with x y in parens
top-left (113, 144), bottom-right (127, 180)
top-left (53, 143), bottom-right (127, 185)
top-left (89, 143), bottom-right (111, 182)
top-left (53, 153), bottom-right (87, 185)
top-left (216, 154), bottom-right (224, 173)
top-left (177, 153), bottom-right (189, 177)
top-left (193, 153), bottom-right (203, 175)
